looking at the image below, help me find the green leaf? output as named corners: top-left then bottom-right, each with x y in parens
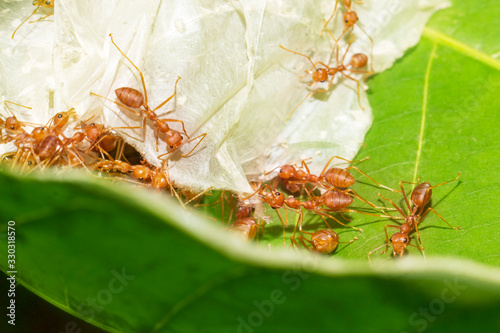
top-left (2, 0), bottom-right (500, 332)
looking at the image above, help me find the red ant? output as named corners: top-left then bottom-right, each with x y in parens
top-left (90, 34), bottom-right (206, 158)
top-left (12, 0), bottom-right (55, 39)
top-left (279, 35), bottom-right (371, 120)
top-left (368, 173), bottom-right (462, 262)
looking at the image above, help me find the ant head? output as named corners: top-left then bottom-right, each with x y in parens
top-left (311, 229), bottom-right (339, 254)
top-left (5, 117), bottom-right (21, 132)
top-left (52, 108), bottom-right (76, 130)
top-left (152, 172), bottom-right (169, 189)
top-left (33, 0), bottom-right (54, 7)
top-left (343, 11), bottom-right (358, 29)
top-left (132, 165), bottom-right (151, 181)
top-left (31, 126), bottom-right (48, 142)
top-left (390, 232), bottom-right (409, 257)
top-left (166, 132), bottom-right (183, 150)
top-left (279, 165), bottom-right (295, 179)
top-left (312, 68), bottom-right (328, 82)
top-left (266, 191), bottom-right (284, 208)
top-left (350, 53), bottom-right (368, 69)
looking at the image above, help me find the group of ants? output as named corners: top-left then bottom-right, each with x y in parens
top-left (3, 0), bottom-right (462, 262)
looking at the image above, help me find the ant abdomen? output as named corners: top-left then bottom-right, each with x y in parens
top-left (350, 53), bottom-right (368, 69)
top-left (411, 182), bottom-right (432, 207)
top-left (35, 135), bottom-right (61, 160)
top-left (324, 167), bottom-right (355, 188)
top-left (310, 229), bottom-right (339, 254)
top-left (230, 218), bottom-right (258, 241)
top-left (323, 190), bottom-right (353, 209)
top-left (115, 87), bottom-right (144, 109)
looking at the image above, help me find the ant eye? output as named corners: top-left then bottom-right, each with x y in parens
top-left (345, 19), bottom-right (349, 23)
top-left (90, 123), bottom-right (95, 126)
top-left (57, 114), bottom-right (63, 118)
top-left (46, 1), bottom-right (51, 4)
top-left (275, 192), bottom-right (280, 196)
top-left (389, 237), bottom-right (392, 242)
top-left (404, 238), bottom-right (408, 243)
top-left (169, 145), bottom-right (174, 149)
top-left (10, 126), bottom-right (15, 130)
top-left (139, 177), bottom-right (143, 180)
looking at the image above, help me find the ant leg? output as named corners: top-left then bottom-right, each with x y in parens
top-left (419, 207), bottom-right (461, 230)
top-left (152, 76), bottom-right (181, 113)
top-left (322, 0), bottom-right (341, 34)
top-left (339, 236), bottom-right (358, 245)
top-left (354, 23), bottom-right (375, 73)
top-left (286, 86), bottom-right (316, 121)
top-left (316, 209), bottom-right (363, 231)
top-left (185, 186), bottom-right (214, 205)
top-left (368, 243), bottom-right (389, 264)
top-left (275, 208), bottom-right (288, 247)
top-left (398, 180), bottom-right (414, 214)
top-left (321, 214), bottom-right (334, 229)
top-left (180, 133), bottom-right (207, 157)
top-left (109, 34), bottom-right (149, 106)
top-left (429, 172), bottom-right (462, 190)
top-left (11, 3), bottom-right (42, 39)
top-left (339, 208), bottom-right (395, 220)
top-left (381, 225), bottom-right (400, 254)
top-left (155, 127), bottom-right (160, 152)
top-left (344, 188), bottom-right (397, 211)
top-left (298, 235), bottom-right (313, 252)
top-left (407, 243), bottom-right (425, 258)
top-left (340, 72), bottom-right (364, 110)
top-left (345, 166), bottom-right (399, 192)
top-left (290, 235), bottom-right (302, 250)
top-left (279, 45), bottom-right (318, 71)
top-left (319, 155), bottom-right (369, 178)
top-left (4, 100), bottom-right (32, 115)
top-left (29, 12), bottom-right (54, 23)
top-left (377, 193), bottom-right (407, 219)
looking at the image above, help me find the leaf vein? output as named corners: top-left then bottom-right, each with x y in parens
top-left (423, 27), bottom-right (500, 71)
top-left (413, 43), bottom-right (437, 183)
